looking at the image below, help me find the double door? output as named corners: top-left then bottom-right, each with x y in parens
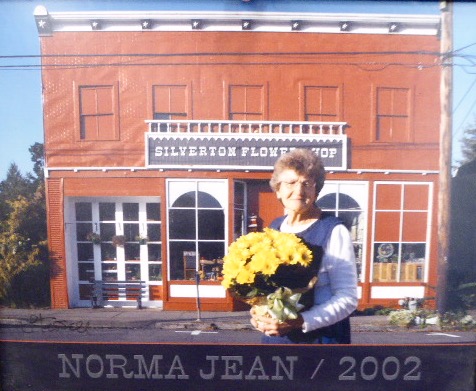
top-left (70, 197), bottom-right (162, 306)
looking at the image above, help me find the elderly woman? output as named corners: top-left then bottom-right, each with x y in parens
top-left (250, 148), bottom-right (358, 344)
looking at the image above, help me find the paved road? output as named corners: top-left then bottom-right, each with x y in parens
top-left (1, 325), bottom-right (475, 345)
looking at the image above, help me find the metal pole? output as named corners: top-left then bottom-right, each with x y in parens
top-left (437, 0), bottom-right (453, 315)
top-left (195, 270), bottom-right (202, 322)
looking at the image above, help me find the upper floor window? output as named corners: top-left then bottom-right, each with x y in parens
top-left (79, 85), bottom-right (118, 140)
top-left (375, 87), bottom-right (411, 142)
top-left (229, 85), bottom-right (265, 120)
top-left (304, 85), bottom-right (340, 122)
top-left (152, 85), bottom-right (188, 132)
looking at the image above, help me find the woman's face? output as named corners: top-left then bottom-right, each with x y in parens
top-left (275, 169), bottom-right (318, 215)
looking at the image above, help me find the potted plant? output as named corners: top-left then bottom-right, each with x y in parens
top-left (135, 235), bottom-right (148, 245)
top-left (112, 235), bottom-right (126, 247)
top-left (86, 232), bottom-right (101, 245)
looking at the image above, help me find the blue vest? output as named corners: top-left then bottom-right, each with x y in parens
top-left (263, 213), bottom-right (351, 344)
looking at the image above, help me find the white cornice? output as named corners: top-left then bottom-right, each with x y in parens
top-left (34, 7), bottom-right (440, 36)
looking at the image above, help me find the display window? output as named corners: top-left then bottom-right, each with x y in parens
top-left (317, 181), bottom-right (368, 282)
top-left (371, 182), bottom-right (432, 283)
top-left (167, 179), bottom-right (228, 281)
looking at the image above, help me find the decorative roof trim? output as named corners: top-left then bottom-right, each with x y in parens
top-left (34, 7), bottom-right (440, 36)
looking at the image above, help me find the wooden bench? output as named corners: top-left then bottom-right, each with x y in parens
top-left (90, 280), bottom-right (146, 309)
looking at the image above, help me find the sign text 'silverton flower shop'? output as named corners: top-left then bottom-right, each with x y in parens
top-left (35, 5), bottom-right (442, 311)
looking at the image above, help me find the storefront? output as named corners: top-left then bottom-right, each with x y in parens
top-left (36, 6), bottom-right (441, 310)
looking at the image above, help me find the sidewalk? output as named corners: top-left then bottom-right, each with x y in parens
top-left (0, 307), bottom-right (414, 332)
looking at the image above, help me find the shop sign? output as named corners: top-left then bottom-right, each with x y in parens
top-left (146, 134), bottom-right (347, 170)
top-left (1, 341), bottom-right (474, 391)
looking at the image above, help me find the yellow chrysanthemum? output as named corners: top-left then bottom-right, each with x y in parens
top-left (235, 266), bottom-right (255, 285)
top-left (249, 249), bottom-right (279, 276)
top-left (221, 228), bottom-right (313, 293)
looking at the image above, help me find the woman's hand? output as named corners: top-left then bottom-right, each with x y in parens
top-left (250, 307), bottom-right (304, 337)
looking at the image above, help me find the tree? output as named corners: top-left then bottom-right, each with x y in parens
top-left (0, 163), bottom-right (33, 221)
top-left (459, 119), bottom-right (476, 165)
top-left (0, 195), bottom-right (49, 306)
top-left (0, 143), bottom-right (49, 307)
top-left (28, 142), bottom-right (45, 184)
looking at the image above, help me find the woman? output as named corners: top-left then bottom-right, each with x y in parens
top-left (250, 148), bottom-right (358, 344)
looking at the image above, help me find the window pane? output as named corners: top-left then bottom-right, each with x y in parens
top-left (169, 242), bottom-right (195, 280)
top-left (197, 191), bottom-right (221, 208)
top-left (126, 264), bottom-right (141, 281)
top-left (77, 223), bottom-right (93, 241)
top-left (101, 243), bottom-right (116, 261)
top-left (373, 262), bottom-right (398, 282)
top-left (374, 212), bottom-right (400, 242)
top-left (123, 203), bottom-right (139, 221)
top-left (340, 211), bottom-right (363, 241)
top-left (374, 242), bottom-right (399, 263)
top-left (172, 192), bottom-right (196, 207)
top-left (100, 223), bottom-right (116, 241)
top-left (77, 243), bottom-right (94, 261)
top-left (149, 264), bottom-right (162, 281)
top-left (102, 264), bottom-right (117, 282)
top-left (148, 244), bottom-right (162, 262)
top-left (375, 184), bottom-right (401, 210)
top-left (234, 209), bottom-right (245, 240)
top-left (198, 241), bottom-right (225, 261)
top-left (392, 88), bottom-right (409, 115)
top-left (316, 193), bottom-right (337, 210)
top-left (402, 212), bottom-right (427, 242)
top-left (234, 182), bottom-right (245, 208)
top-left (96, 115), bottom-right (115, 140)
top-left (146, 203), bottom-right (161, 221)
top-left (169, 86), bottom-right (187, 113)
top-left (354, 244), bottom-right (363, 282)
top-left (404, 185), bottom-right (428, 210)
top-left (400, 243), bottom-right (425, 282)
top-left (147, 224), bottom-right (161, 242)
top-left (99, 202), bottom-right (115, 221)
top-left (198, 210), bottom-right (225, 240)
top-left (81, 116), bottom-right (98, 140)
top-left (124, 223), bottom-right (139, 241)
top-left (169, 209), bottom-right (195, 239)
top-left (125, 243), bottom-right (140, 261)
top-left (75, 202), bottom-right (92, 221)
top-left (373, 242), bottom-right (399, 282)
top-left (80, 88), bottom-right (98, 115)
top-left (78, 263), bottom-right (94, 281)
top-left (96, 87), bottom-right (113, 113)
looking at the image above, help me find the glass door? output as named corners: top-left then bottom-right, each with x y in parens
top-left (71, 197), bottom-right (162, 306)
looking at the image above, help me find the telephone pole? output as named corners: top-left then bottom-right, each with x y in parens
top-left (437, 0), bottom-right (453, 315)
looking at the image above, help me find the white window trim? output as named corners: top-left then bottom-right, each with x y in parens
top-left (370, 181), bottom-right (433, 283)
top-left (65, 196), bottom-right (162, 307)
top-left (318, 180), bottom-right (369, 283)
top-left (166, 179), bottom-right (229, 284)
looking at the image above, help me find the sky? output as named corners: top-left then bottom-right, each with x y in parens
top-left (1, 0), bottom-right (475, 179)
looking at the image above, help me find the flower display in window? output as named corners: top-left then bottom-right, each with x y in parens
top-left (111, 235), bottom-right (126, 247)
top-left (135, 235), bottom-right (149, 245)
top-left (86, 232), bottom-right (101, 244)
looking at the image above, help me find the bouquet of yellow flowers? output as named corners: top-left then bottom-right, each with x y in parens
top-left (221, 228), bottom-right (318, 322)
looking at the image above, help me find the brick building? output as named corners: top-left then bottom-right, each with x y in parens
top-left (34, 5), bottom-right (441, 311)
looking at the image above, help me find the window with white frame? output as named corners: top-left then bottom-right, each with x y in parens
top-left (316, 182), bottom-right (368, 282)
top-left (167, 180), bottom-right (227, 281)
top-left (372, 182), bottom-right (432, 283)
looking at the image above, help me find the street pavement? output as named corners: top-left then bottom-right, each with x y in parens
top-left (0, 306), bottom-right (443, 333)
